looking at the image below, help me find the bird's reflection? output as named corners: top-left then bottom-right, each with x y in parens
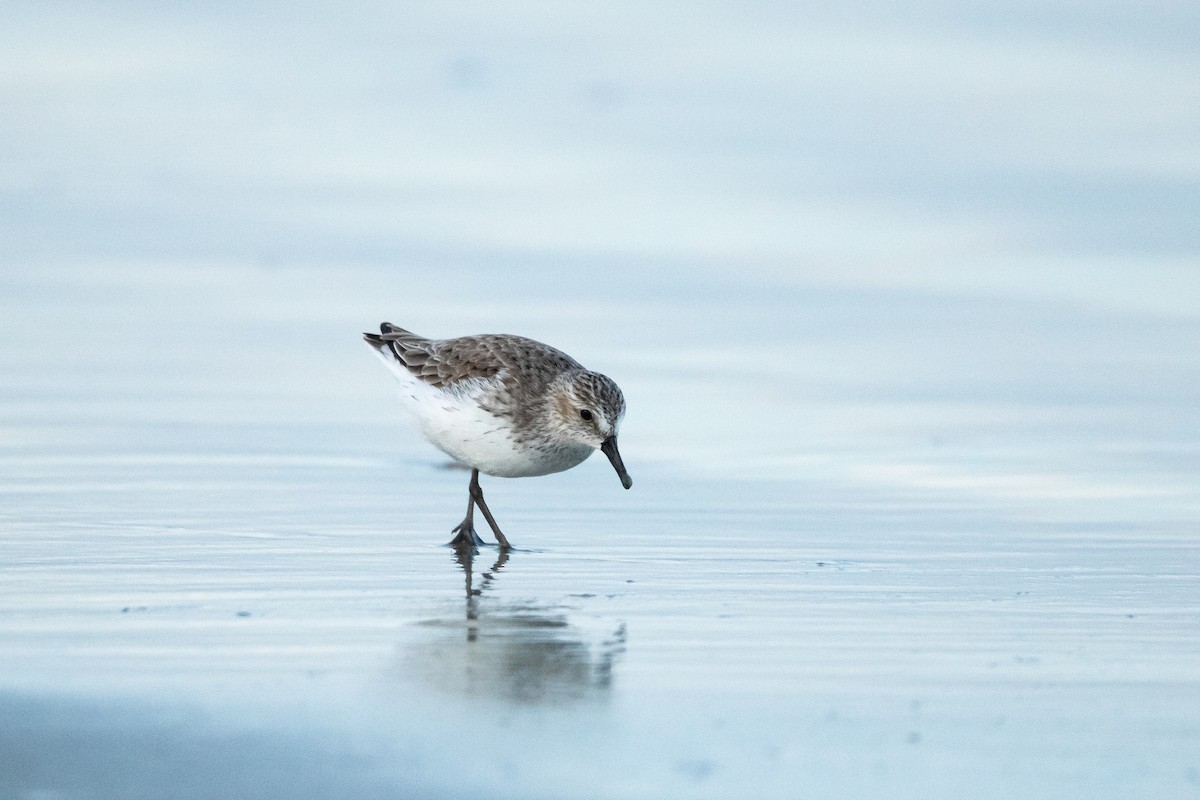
top-left (453, 539), bottom-right (507, 641)
top-left (395, 542), bottom-right (625, 705)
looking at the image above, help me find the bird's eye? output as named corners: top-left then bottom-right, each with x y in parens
top-left (579, 409), bottom-right (593, 421)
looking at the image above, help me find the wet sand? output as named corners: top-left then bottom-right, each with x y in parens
top-left (2, 262), bottom-right (1198, 798)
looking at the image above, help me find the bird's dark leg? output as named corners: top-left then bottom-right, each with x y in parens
top-left (468, 469), bottom-right (512, 550)
top-left (448, 470), bottom-right (486, 547)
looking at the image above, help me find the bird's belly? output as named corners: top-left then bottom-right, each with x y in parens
top-left (469, 440), bottom-right (593, 478)
top-left (410, 393), bottom-right (592, 478)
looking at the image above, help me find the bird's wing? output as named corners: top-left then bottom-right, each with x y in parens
top-left (364, 324), bottom-right (582, 391)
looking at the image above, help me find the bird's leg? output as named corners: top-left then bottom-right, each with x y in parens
top-left (469, 469), bottom-right (512, 550)
top-left (448, 470), bottom-right (486, 547)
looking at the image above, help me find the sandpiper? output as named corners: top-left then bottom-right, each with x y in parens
top-left (363, 322), bottom-right (631, 549)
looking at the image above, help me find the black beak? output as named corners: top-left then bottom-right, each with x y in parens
top-left (600, 436), bottom-right (633, 490)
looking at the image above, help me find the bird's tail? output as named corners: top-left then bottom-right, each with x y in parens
top-left (362, 321), bottom-right (417, 351)
top-left (363, 323), bottom-right (438, 386)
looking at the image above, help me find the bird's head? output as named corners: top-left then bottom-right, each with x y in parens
top-left (551, 370), bottom-right (632, 489)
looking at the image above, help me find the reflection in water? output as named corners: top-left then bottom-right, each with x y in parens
top-left (456, 539), bottom-right (508, 641)
top-left (394, 543), bottom-right (626, 705)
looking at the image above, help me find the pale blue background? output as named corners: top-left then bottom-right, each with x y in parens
top-left (6, 2), bottom-right (1198, 270)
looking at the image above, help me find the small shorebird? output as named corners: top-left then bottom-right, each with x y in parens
top-left (363, 322), bottom-right (632, 549)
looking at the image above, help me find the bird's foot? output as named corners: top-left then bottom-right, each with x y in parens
top-left (448, 522), bottom-right (486, 548)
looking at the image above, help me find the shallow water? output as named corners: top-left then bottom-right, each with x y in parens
top-left (3, 261), bottom-right (1199, 799)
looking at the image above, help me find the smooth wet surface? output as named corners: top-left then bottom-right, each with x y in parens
top-left (3, 261), bottom-right (1199, 799)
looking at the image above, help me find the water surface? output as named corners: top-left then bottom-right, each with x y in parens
top-left (3, 262), bottom-right (1198, 799)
